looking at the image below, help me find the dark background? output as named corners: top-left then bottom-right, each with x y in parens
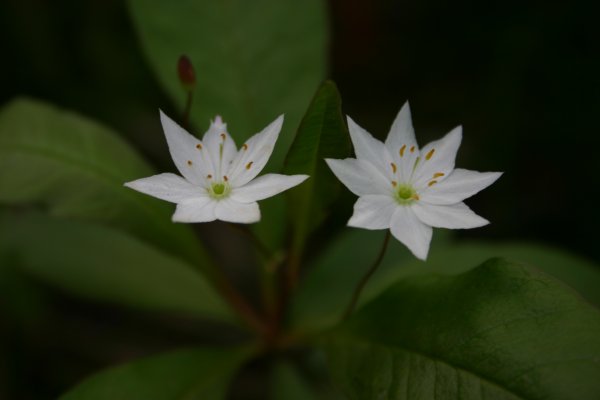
top-left (0, 0), bottom-right (598, 398)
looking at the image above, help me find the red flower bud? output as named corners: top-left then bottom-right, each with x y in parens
top-left (177, 55), bottom-right (196, 91)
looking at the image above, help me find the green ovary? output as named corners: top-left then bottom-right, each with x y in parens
top-left (209, 182), bottom-right (230, 199)
top-left (394, 184), bottom-right (418, 205)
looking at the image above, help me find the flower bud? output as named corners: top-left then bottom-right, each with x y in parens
top-left (177, 55), bottom-right (196, 92)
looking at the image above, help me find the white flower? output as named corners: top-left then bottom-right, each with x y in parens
top-left (326, 102), bottom-right (502, 260)
top-left (125, 111), bottom-right (308, 224)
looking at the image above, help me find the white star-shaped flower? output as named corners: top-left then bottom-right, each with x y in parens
top-left (326, 102), bottom-right (502, 260)
top-left (125, 111), bottom-right (308, 224)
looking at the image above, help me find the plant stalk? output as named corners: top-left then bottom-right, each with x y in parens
top-left (341, 231), bottom-right (391, 320)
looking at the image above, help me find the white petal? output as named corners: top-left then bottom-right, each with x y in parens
top-left (159, 110), bottom-right (213, 185)
top-left (390, 206), bottom-right (432, 260)
top-left (347, 116), bottom-right (395, 178)
top-left (202, 116), bottom-right (237, 178)
top-left (124, 173), bottom-right (207, 203)
top-left (231, 174), bottom-right (309, 203)
top-left (227, 115), bottom-right (283, 187)
top-left (385, 102), bottom-right (417, 150)
top-left (420, 169), bottom-right (502, 205)
top-left (325, 158), bottom-right (390, 196)
top-left (413, 126), bottom-right (462, 187)
top-left (172, 198), bottom-right (217, 223)
top-left (215, 198), bottom-right (260, 224)
top-left (383, 102), bottom-right (422, 182)
top-left (347, 195), bottom-right (397, 230)
top-left (412, 202), bottom-right (489, 229)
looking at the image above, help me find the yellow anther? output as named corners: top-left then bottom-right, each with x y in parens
top-left (196, 143), bottom-right (202, 150)
top-left (187, 160), bottom-right (193, 166)
top-left (391, 162), bottom-right (397, 173)
top-left (425, 149), bottom-right (435, 160)
top-left (413, 194), bottom-right (420, 200)
top-left (223, 175), bottom-right (229, 181)
top-left (433, 172), bottom-right (445, 178)
top-left (428, 180), bottom-right (438, 187)
top-left (410, 145), bottom-right (415, 153)
top-left (246, 161), bottom-right (253, 170)
top-left (391, 180), bottom-right (397, 187)
top-left (400, 144), bottom-right (406, 157)
top-left (242, 143), bottom-right (248, 151)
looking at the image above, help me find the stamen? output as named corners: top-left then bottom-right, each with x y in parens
top-left (410, 145), bottom-right (415, 153)
top-left (433, 172), bottom-right (445, 178)
top-left (187, 160), bottom-right (193, 166)
top-left (425, 149), bottom-right (435, 160)
top-left (390, 162), bottom-right (397, 173)
top-left (246, 161), bottom-right (253, 170)
top-left (413, 194), bottom-right (420, 200)
top-left (220, 133), bottom-right (226, 141)
top-left (242, 143), bottom-right (248, 151)
top-left (391, 180), bottom-right (397, 187)
top-left (196, 143), bottom-right (202, 150)
top-left (207, 174), bottom-right (212, 179)
top-left (428, 180), bottom-right (438, 187)
top-left (400, 144), bottom-right (406, 157)
top-left (223, 175), bottom-right (229, 182)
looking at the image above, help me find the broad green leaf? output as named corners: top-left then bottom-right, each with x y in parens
top-left (325, 258), bottom-right (600, 399)
top-left (0, 98), bottom-right (205, 265)
top-left (382, 241), bottom-right (600, 309)
top-left (0, 213), bottom-right (232, 321)
top-left (61, 346), bottom-right (253, 400)
top-left (127, 0), bottom-right (327, 170)
top-left (291, 230), bottom-right (600, 334)
top-left (283, 81), bottom-right (351, 268)
top-left (271, 362), bottom-right (320, 400)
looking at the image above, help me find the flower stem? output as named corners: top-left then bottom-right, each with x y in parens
top-left (227, 223), bottom-right (279, 328)
top-left (341, 231), bottom-right (391, 320)
top-left (182, 91), bottom-right (193, 130)
top-left (227, 223), bottom-right (271, 260)
top-left (211, 270), bottom-right (268, 335)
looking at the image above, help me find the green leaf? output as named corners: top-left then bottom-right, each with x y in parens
top-left (271, 362), bottom-right (320, 400)
top-left (291, 230), bottom-right (600, 334)
top-left (407, 241), bottom-right (600, 309)
top-left (127, 0), bottom-right (327, 170)
top-left (325, 258), bottom-right (600, 399)
top-left (0, 98), bottom-right (205, 265)
top-left (60, 346), bottom-right (253, 400)
top-left (283, 81), bottom-right (351, 268)
top-left (1, 213), bottom-right (232, 321)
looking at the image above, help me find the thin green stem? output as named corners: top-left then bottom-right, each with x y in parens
top-left (210, 269), bottom-right (268, 335)
top-left (183, 91), bottom-right (193, 130)
top-left (342, 231), bottom-right (391, 320)
top-left (227, 223), bottom-right (271, 260)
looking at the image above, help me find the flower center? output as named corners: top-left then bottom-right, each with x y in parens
top-left (208, 181), bottom-right (230, 199)
top-left (394, 183), bottom-right (419, 205)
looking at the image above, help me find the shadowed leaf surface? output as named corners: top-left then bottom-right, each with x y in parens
top-left (60, 347), bottom-right (252, 400)
top-left (325, 258), bottom-right (600, 399)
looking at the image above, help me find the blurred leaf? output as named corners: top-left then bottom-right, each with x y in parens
top-left (61, 346), bottom-right (253, 399)
top-left (325, 258), bottom-right (600, 399)
top-left (127, 0), bottom-right (327, 170)
top-left (283, 81), bottom-right (351, 269)
top-left (292, 230), bottom-right (600, 334)
top-left (0, 98), bottom-right (205, 266)
top-left (271, 362), bottom-right (319, 400)
top-left (0, 213), bottom-right (233, 321)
